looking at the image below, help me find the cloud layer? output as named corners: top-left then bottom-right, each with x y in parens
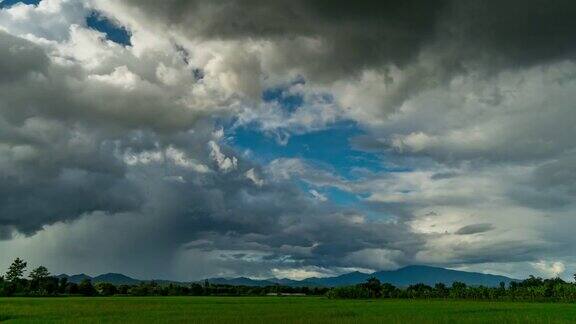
top-left (1, 0), bottom-right (576, 280)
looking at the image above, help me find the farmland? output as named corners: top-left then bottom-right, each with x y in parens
top-left (2, 297), bottom-right (576, 323)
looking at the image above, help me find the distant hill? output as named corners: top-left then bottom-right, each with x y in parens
top-left (55, 273), bottom-right (92, 283)
top-left (206, 277), bottom-right (276, 287)
top-left (55, 265), bottom-right (517, 287)
top-left (206, 266), bottom-right (515, 287)
top-left (93, 273), bottom-right (141, 285)
top-left (370, 265), bottom-right (515, 287)
top-left (56, 273), bottom-right (141, 285)
top-left (300, 271), bottom-right (371, 287)
top-left (223, 266), bottom-right (515, 288)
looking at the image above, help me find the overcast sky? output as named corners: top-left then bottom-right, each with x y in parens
top-left (1, 0), bottom-right (576, 281)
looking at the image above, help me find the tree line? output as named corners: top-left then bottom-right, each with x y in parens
top-left (0, 258), bottom-right (328, 297)
top-left (3, 257), bottom-right (576, 301)
top-left (327, 276), bottom-right (576, 301)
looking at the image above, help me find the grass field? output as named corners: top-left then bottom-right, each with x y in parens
top-left (2, 297), bottom-right (576, 323)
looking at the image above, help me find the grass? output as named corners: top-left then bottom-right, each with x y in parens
top-left (1, 297), bottom-right (576, 323)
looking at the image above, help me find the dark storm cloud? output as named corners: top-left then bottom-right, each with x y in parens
top-left (120, 0), bottom-right (576, 79)
top-left (120, 0), bottom-right (446, 80)
top-left (0, 22), bottom-right (423, 269)
top-left (127, 151), bottom-right (423, 267)
top-left (0, 30), bottom-right (208, 137)
top-left (44, 147), bottom-right (423, 278)
top-left (448, 0), bottom-right (576, 68)
top-left (0, 171), bottom-right (141, 238)
top-left (3, 0), bottom-right (576, 280)
top-left (0, 30), bottom-right (198, 237)
top-left (507, 154), bottom-right (576, 210)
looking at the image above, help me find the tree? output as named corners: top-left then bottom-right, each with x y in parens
top-left (381, 283), bottom-right (399, 298)
top-left (95, 282), bottom-right (117, 296)
top-left (64, 282), bottom-right (79, 295)
top-left (450, 281), bottom-right (467, 299)
top-left (78, 279), bottom-right (96, 296)
top-left (29, 266), bottom-right (50, 281)
top-left (5, 258), bottom-right (27, 282)
top-left (434, 283), bottom-right (449, 298)
top-left (58, 277), bottom-right (68, 294)
top-left (407, 283), bottom-right (434, 298)
top-left (362, 277), bottom-right (382, 297)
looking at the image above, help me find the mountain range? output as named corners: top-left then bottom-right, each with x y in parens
top-left (56, 265), bottom-right (517, 287)
top-left (55, 273), bottom-right (141, 285)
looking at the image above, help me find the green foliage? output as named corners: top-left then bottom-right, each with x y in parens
top-left (328, 275), bottom-right (576, 302)
top-left (361, 277), bottom-right (383, 297)
top-left (129, 281), bottom-right (163, 296)
top-left (327, 285), bottom-right (372, 299)
top-left (5, 258), bottom-right (27, 282)
top-left (3, 257), bottom-right (576, 303)
top-left (78, 279), bottom-right (97, 296)
top-left (28, 266), bottom-right (50, 281)
top-left (96, 282), bottom-right (118, 296)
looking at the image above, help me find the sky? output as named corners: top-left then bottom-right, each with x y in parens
top-left (1, 0), bottom-right (576, 281)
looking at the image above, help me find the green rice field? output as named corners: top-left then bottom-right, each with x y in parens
top-left (1, 297), bottom-right (576, 323)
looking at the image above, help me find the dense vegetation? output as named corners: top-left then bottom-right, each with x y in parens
top-left (0, 258), bottom-right (328, 297)
top-left (3, 258), bottom-right (576, 302)
top-left (328, 276), bottom-right (576, 301)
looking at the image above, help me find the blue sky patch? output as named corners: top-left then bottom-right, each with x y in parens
top-left (0, 0), bottom-right (40, 8)
top-left (231, 121), bottom-right (384, 179)
top-left (261, 77), bottom-right (307, 113)
top-left (86, 11), bottom-right (131, 46)
top-left (323, 187), bottom-right (360, 206)
top-left (262, 87), bottom-right (304, 113)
